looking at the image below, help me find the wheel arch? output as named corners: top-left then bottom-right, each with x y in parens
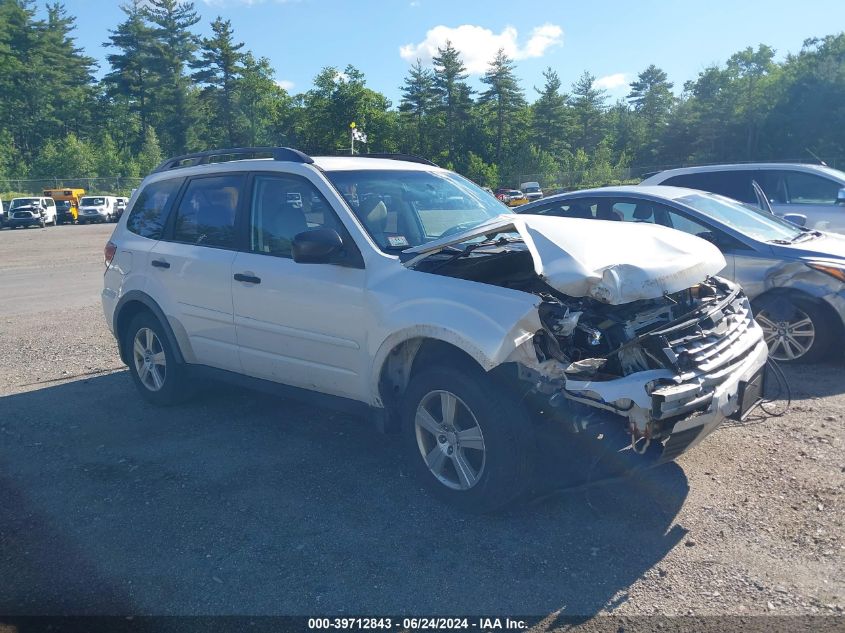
top-left (113, 291), bottom-right (188, 366)
top-left (373, 333), bottom-right (490, 426)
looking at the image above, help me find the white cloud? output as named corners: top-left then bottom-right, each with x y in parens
top-left (275, 79), bottom-right (295, 91)
top-left (409, 0), bottom-right (420, 6)
top-left (400, 23), bottom-right (563, 74)
top-left (594, 73), bottom-right (629, 91)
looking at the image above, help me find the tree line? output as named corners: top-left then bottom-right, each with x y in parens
top-left (1, 0), bottom-right (845, 191)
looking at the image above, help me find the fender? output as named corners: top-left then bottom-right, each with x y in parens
top-left (113, 290), bottom-right (188, 365)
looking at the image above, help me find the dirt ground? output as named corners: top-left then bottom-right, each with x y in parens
top-left (0, 223), bottom-right (842, 623)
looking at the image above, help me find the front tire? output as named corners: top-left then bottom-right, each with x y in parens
top-left (755, 297), bottom-right (834, 363)
top-left (402, 364), bottom-right (534, 513)
top-left (124, 312), bottom-right (192, 405)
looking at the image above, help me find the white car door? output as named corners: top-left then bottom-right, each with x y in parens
top-left (147, 174), bottom-right (246, 373)
top-left (231, 172), bottom-right (368, 400)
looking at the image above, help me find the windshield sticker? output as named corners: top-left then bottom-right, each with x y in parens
top-left (387, 235), bottom-right (409, 247)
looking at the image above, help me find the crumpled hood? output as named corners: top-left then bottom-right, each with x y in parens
top-left (403, 214), bottom-right (727, 305)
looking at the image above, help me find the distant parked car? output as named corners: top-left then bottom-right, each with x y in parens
top-left (115, 197), bottom-right (129, 220)
top-left (8, 196), bottom-right (57, 228)
top-left (78, 195), bottom-right (119, 224)
top-left (496, 189), bottom-right (528, 207)
top-left (519, 181), bottom-right (543, 201)
top-left (0, 197), bottom-right (6, 227)
top-left (518, 185), bottom-right (845, 363)
top-left (641, 163), bottom-right (845, 235)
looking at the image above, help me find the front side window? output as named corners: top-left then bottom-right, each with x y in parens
top-left (249, 174), bottom-right (343, 258)
top-left (126, 178), bottom-right (183, 240)
top-left (325, 169), bottom-right (510, 251)
top-left (784, 172), bottom-right (840, 205)
top-left (172, 175), bottom-right (245, 248)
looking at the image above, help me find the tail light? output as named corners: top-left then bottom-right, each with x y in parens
top-left (104, 241), bottom-right (117, 267)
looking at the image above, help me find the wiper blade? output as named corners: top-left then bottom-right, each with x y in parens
top-left (790, 230), bottom-right (822, 243)
top-left (426, 236), bottom-right (517, 273)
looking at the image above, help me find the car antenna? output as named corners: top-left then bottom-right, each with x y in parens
top-left (805, 148), bottom-right (827, 167)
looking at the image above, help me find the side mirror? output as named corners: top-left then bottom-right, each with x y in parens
top-left (782, 213), bottom-right (807, 227)
top-left (697, 231), bottom-right (722, 247)
top-left (836, 187), bottom-right (845, 205)
top-left (292, 228), bottom-right (343, 264)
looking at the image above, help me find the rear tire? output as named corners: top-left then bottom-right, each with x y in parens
top-left (124, 311), bottom-right (193, 406)
top-left (401, 364), bottom-right (535, 513)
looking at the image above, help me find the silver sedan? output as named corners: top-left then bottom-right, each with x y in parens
top-left (517, 185), bottom-right (845, 363)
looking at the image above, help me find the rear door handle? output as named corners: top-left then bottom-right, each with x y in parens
top-left (151, 259), bottom-right (170, 269)
top-left (234, 273), bottom-right (261, 284)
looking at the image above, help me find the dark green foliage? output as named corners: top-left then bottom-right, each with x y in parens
top-left (1, 2), bottom-right (844, 191)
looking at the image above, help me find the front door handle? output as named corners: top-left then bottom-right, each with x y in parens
top-left (151, 259), bottom-right (170, 269)
top-left (234, 273), bottom-right (261, 284)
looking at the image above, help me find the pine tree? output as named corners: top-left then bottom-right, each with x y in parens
top-left (479, 49), bottom-right (525, 163)
top-left (104, 0), bottom-right (158, 148)
top-left (192, 17), bottom-right (245, 146)
top-left (431, 40), bottom-right (473, 163)
top-left (627, 64), bottom-right (674, 161)
top-left (532, 67), bottom-right (571, 155)
top-left (145, 0), bottom-right (200, 154)
top-left (399, 59), bottom-right (435, 156)
top-left (569, 71), bottom-right (608, 153)
top-left (137, 126), bottom-right (164, 175)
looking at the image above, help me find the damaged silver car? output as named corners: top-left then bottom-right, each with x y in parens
top-left (104, 149), bottom-right (769, 513)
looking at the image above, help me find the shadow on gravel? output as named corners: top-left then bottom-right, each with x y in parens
top-left (776, 357), bottom-right (845, 400)
top-left (1, 371), bottom-right (689, 617)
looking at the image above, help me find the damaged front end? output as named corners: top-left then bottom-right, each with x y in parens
top-left (403, 215), bottom-right (769, 464)
top-left (516, 276), bottom-right (769, 461)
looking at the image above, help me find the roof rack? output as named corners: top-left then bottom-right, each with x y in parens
top-left (152, 146), bottom-right (314, 173)
top-left (357, 153), bottom-right (439, 167)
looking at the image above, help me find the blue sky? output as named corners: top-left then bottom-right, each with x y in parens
top-left (57, 0), bottom-right (845, 104)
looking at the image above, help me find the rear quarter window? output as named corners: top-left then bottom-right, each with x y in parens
top-left (126, 178), bottom-right (183, 240)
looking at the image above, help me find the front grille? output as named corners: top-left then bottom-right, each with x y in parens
top-left (647, 291), bottom-right (762, 422)
top-left (668, 296), bottom-right (758, 383)
top-left (13, 211), bottom-right (33, 218)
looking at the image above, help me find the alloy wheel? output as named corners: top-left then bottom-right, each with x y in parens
top-left (756, 308), bottom-right (816, 361)
top-left (132, 327), bottom-right (167, 391)
top-left (414, 390), bottom-right (486, 491)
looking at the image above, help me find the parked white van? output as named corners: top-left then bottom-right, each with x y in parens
top-left (78, 196), bottom-right (119, 224)
top-left (8, 196), bottom-right (57, 228)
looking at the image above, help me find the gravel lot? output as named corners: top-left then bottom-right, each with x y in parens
top-left (0, 223), bottom-right (843, 621)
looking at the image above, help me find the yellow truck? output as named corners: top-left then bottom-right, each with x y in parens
top-left (43, 188), bottom-right (85, 225)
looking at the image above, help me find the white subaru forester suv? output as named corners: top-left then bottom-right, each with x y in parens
top-left (102, 147), bottom-right (769, 512)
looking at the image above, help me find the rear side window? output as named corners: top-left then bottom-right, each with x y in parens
top-left (126, 179), bottom-right (183, 240)
top-left (172, 174), bottom-right (245, 248)
top-left (663, 171), bottom-right (756, 203)
top-left (784, 172), bottom-right (840, 204)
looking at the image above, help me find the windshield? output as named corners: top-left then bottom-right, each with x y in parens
top-left (56, 201), bottom-right (71, 209)
top-left (11, 198), bottom-right (39, 208)
top-left (81, 197), bottom-right (105, 206)
top-left (325, 169), bottom-right (512, 251)
top-left (677, 193), bottom-right (804, 243)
